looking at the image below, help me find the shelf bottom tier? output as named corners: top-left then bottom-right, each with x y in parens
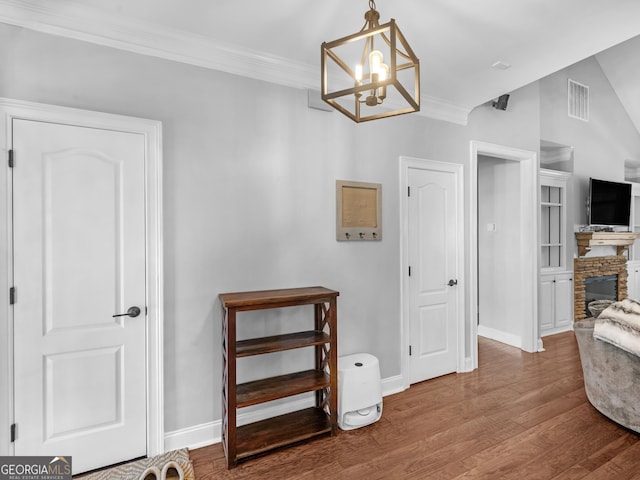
top-left (235, 407), bottom-right (332, 462)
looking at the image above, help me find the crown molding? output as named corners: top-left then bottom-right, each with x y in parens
top-left (420, 95), bottom-right (471, 126)
top-left (0, 0), bottom-right (471, 125)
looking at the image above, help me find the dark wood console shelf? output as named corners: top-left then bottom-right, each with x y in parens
top-left (236, 370), bottom-right (330, 407)
top-left (235, 407), bottom-right (331, 461)
top-left (236, 331), bottom-right (330, 357)
top-left (219, 286), bottom-right (339, 468)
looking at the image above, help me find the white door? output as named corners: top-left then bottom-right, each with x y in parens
top-left (12, 119), bottom-right (147, 474)
top-left (408, 166), bottom-right (460, 383)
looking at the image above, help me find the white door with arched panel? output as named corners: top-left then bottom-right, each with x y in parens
top-left (12, 118), bottom-right (147, 474)
top-left (406, 162), bottom-right (463, 384)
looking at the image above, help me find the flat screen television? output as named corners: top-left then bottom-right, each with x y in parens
top-left (587, 178), bottom-right (631, 227)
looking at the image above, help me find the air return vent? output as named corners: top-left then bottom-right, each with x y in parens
top-left (568, 79), bottom-right (589, 121)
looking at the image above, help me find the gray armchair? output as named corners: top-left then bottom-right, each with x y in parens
top-left (574, 318), bottom-right (640, 433)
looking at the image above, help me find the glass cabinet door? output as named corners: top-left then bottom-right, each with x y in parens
top-left (540, 170), bottom-right (569, 270)
top-left (541, 185), bottom-right (563, 268)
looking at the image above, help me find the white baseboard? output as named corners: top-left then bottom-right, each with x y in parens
top-left (541, 324), bottom-right (573, 338)
top-left (460, 356), bottom-right (474, 372)
top-left (477, 325), bottom-right (522, 349)
top-left (164, 374), bottom-right (406, 452)
top-left (381, 374), bottom-right (405, 396)
top-left (537, 338), bottom-right (545, 352)
top-left (164, 420), bottom-right (220, 452)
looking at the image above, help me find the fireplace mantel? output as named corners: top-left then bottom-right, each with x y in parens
top-left (575, 232), bottom-right (640, 257)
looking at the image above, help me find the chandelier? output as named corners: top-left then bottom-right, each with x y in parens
top-left (321, 0), bottom-right (420, 122)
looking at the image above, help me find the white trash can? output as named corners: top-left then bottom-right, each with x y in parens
top-left (338, 353), bottom-right (382, 430)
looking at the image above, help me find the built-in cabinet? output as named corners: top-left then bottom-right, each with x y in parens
top-left (539, 169), bottom-right (573, 336)
top-left (540, 169), bottom-right (570, 269)
top-left (627, 184), bottom-right (640, 300)
top-left (539, 272), bottom-right (573, 335)
top-left (629, 183), bottom-right (640, 261)
top-left (628, 262), bottom-right (640, 301)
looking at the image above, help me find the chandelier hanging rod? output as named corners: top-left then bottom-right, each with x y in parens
top-left (355, 0), bottom-right (415, 62)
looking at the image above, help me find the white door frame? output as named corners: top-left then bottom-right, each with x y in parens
top-left (0, 98), bottom-right (164, 459)
top-left (469, 141), bottom-right (539, 370)
top-left (400, 156), bottom-right (465, 389)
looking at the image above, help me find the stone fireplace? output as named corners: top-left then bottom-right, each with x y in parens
top-left (574, 256), bottom-right (627, 321)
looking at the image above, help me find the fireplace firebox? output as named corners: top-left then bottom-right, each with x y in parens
top-left (583, 274), bottom-right (618, 317)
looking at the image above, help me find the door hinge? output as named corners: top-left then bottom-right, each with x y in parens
top-left (8, 149), bottom-right (14, 168)
top-left (409, 345), bottom-right (412, 356)
top-left (10, 423), bottom-right (16, 442)
top-left (9, 287), bottom-right (16, 305)
top-left (408, 266), bottom-right (412, 276)
top-left (408, 186), bottom-right (411, 197)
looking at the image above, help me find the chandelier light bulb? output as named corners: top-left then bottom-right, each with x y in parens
top-left (355, 64), bottom-right (363, 82)
top-left (378, 63), bottom-right (389, 81)
top-left (369, 50), bottom-right (384, 80)
top-left (378, 63), bottom-right (389, 100)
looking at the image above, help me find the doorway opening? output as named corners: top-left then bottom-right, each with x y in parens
top-left (470, 142), bottom-right (539, 370)
top-left (477, 155), bottom-right (524, 347)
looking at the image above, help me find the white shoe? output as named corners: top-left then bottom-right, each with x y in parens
top-left (139, 466), bottom-right (162, 480)
top-left (161, 461), bottom-right (184, 480)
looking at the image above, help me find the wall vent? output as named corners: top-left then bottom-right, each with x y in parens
top-left (568, 79), bottom-right (589, 122)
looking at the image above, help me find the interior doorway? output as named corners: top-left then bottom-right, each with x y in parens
top-left (469, 141), bottom-right (539, 369)
top-left (477, 155), bottom-right (524, 347)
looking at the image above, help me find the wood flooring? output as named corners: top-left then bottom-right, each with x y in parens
top-left (189, 332), bottom-right (640, 479)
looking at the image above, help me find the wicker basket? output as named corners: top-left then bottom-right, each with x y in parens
top-left (588, 300), bottom-right (615, 318)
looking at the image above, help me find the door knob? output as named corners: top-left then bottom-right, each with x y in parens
top-left (447, 279), bottom-right (458, 287)
top-left (113, 306), bottom-right (141, 318)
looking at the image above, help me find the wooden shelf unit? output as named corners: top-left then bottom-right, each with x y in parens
top-left (219, 286), bottom-right (339, 468)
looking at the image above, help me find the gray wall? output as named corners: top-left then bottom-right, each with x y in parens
top-left (540, 56), bottom-right (640, 238)
top-left (0, 22), bottom-right (549, 442)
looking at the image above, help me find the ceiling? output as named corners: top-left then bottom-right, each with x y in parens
top-left (2, 0), bottom-right (640, 125)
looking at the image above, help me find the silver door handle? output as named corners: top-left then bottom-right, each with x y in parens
top-left (113, 306), bottom-right (141, 318)
top-left (447, 279), bottom-right (458, 287)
